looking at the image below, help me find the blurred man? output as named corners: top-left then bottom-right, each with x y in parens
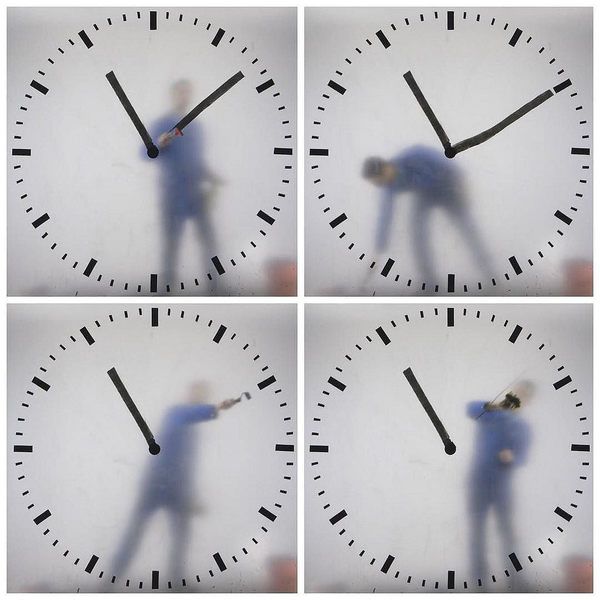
top-left (466, 381), bottom-right (533, 585)
top-left (362, 146), bottom-right (492, 286)
top-left (111, 382), bottom-right (240, 587)
top-left (151, 80), bottom-right (221, 289)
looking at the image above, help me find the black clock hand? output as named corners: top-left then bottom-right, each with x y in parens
top-left (169, 71), bottom-right (244, 134)
top-left (107, 367), bottom-right (160, 455)
top-left (105, 71), bottom-right (159, 159)
top-left (403, 71), bottom-right (453, 156)
top-left (450, 89), bottom-right (554, 156)
top-left (403, 367), bottom-right (456, 455)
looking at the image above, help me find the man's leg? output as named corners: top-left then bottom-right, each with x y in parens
top-left (111, 500), bottom-right (155, 581)
top-left (469, 477), bottom-right (490, 586)
top-left (447, 201), bottom-right (494, 279)
top-left (168, 503), bottom-right (191, 588)
top-left (411, 199), bottom-right (436, 286)
top-left (162, 211), bottom-right (184, 287)
top-left (193, 201), bottom-right (219, 293)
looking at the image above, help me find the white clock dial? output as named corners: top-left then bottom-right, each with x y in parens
top-left (306, 8), bottom-right (592, 296)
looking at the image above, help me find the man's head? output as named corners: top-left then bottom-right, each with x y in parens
top-left (362, 157), bottom-right (397, 187)
top-left (500, 380), bottom-right (535, 410)
top-left (171, 79), bottom-right (193, 114)
top-left (187, 380), bottom-right (210, 404)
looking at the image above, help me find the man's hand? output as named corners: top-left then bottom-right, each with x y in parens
top-left (158, 130), bottom-right (179, 149)
top-left (498, 449), bottom-right (514, 464)
top-left (218, 397), bottom-right (240, 411)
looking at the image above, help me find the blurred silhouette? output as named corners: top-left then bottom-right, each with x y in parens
top-left (111, 382), bottom-right (241, 587)
top-left (266, 556), bottom-right (297, 592)
top-left (265, 259), bottom-right (297, 296)
top-left (466, 381), bottom-right (533, 585)
top-left (362, 146), bottom-right (492, 286)
top-left (150, 80), bottom-right (222, 290)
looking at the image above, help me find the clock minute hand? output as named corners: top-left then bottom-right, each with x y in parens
top-left (170, 70), bottom-right (245, 134)
top-left (403, 71), bottom-right (453, 156)
top-left (450, 88), bottom-right (554, 156)
top-left (107, 367), bottom-right (160, 455)
top-left (105, 71), bottom-right (159, 159)
top-left (403, 367), bottom-right (456, 455)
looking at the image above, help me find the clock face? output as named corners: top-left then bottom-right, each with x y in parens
top-left (305, 7), bottom-right (592, 296)
top-left (8, 7), bottom-right (296, 296)
top-left (8, 304), bottom-right (296, 592)
top-left (305, 304), bottom-right (592, 592)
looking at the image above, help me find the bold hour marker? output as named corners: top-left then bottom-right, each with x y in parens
top-left (571, 443), bottom-right (590, 452)
top-left (256, 79), bottom-right (274, 94)
top-left (211, 256), bottom-right (225, 275)
top-left (509, 255), bottom-right (523, 275)
top-left (258, 375), bottom-right (276, 390)
top-left (446, 307), bottom-right (454, 327)
top-left (12, 148), bottom-right (31, 156)
top-left (328, 80), bottom-right (346, 95)
top-left (85, 554), bottom-right (99, 574)
top-left (571, 147), bottom-right (590, 155)
top-left (553, 375), bottom-right (572, 390)
top-left (275, 443), bottom-right (294, 452)
top-left (274, 147), bottom-right (293, 155)
top-left (211, 28), bottom-right (225, 47)
top-left (309, 445), bottom-right (329, 452)
top-left (554, 506), bottom-right (573, 522)
top-left (447, 273), bottom-right (455, 293)
top-left (259, 506), bottom-right (277, 522)
top-left (381, 258), bottom-right (394, 277)
top-left (257, 210), bottom-right (275, 225)
top-left (14, 445), bottom-right (33, 453)
top-left (508, 325), bottom-right (522, 344)
top-left (80, 326), bottom-right (95, 345)
top-left (375, 326), bottom-right (391, 345)
top-left (83, 258), bottom-right (97, 277)
top-left (329, 213), bottom-right (347, 228)
top-left (309, 148), bottom-right (329, 156)
top-left (447, 570), bottom-right (455, 589)
top-left (78, 29), bottom-right (94, 48)
top-left (212, 324), bottom-right (227, 344)
top-left (447, 10), bottom-right (455, 30)
top-left (30, 80), bottom-right (49, 95)
top-left (150, 274), bottom-right (158, 293)
top-left (34, 509), bottom-right (51, 525)
top-left (149, 10), bottom-right (157, 30)
top-left (328, 376), bottom-right (346, 391)
top-left (329, 509), bottom-right (347, 525)
top-left (381, 555), bottom-right (395, 574)
top-left (151, 307), bottom-right (159, 327)
top-left (32, 376), bottom-right (50, 391)
top-left (554, 210), bottom-right (572, 225)
top-left (508, 552), bottom-right (523, 571)
top-left (151, 570), bottom-right (159, 590)
top-left (508, 28), bottom-right (523, 47)
top-left (213, 552), bottom-right (227, 572)
top-left (376, 30), bottom-right (391, 49)
top-left (553, 79), bottom-right (572, 94)
top-left (32, 213), bottom-right (50, 229)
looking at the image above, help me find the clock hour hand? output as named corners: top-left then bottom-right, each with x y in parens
top-left (403, 71), bottom-right (453, 156)
top-left (450, 89), bottom-right (554, 156)
top-left (403, 367), bottom-right (456, 455)
top-left (105, 71), bottom-right (159, 159)
top-left (169, 71), bottom-right (245, 135)
top-left (107, 367), bottom-right (160, 455)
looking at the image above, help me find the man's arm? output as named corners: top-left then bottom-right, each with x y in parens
top-left (466, 400), bottom-right (486, 419)
top-left (375, 190), bottom-right (396, 253)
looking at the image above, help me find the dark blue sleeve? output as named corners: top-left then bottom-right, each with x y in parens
top-left (181, 404), bottom-right (217, 423)
top-left (375, 190), bottom-right (395, 252)
top-left (467, 401), bottom-right (486, 419)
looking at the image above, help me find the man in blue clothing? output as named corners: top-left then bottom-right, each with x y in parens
top-left (362, 146), bottom-right (492, 286)
top-left (152, 80), bottom-right (220, 288)
top-left (111, 381), bottom-right (240, 587)
top-left (466, 381), bottom-right (533, 585)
